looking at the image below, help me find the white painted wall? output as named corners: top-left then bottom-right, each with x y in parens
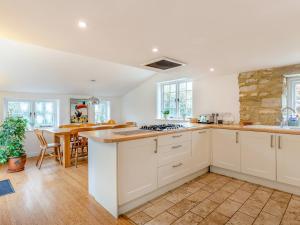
top-left (121, 73), bottom-right (240, 125)
top-left (0, 91), bottom-right (122, 157)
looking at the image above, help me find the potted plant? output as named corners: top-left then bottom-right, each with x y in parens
top-left (0, 116), bottom-right (27, 172)
top-left (162, 109), bottom-right (170, 120)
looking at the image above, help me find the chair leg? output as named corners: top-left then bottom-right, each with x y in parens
top-left (57, 147), bottom-right (62, 165)
top-left (36, 149), bottom-right (43, 167)
top-left (38, 149), bottom-right (46, 169)
top-left (75, 148), bottom-right (78, 168)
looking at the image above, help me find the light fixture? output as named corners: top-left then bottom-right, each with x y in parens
top-left (152, 47), bottom-right (159, 53)
top-left (78, 20), bottom-right (87, 29)
top-left (88, 80), bottom-right (100, 105)
top-left (210, 68), bottom-right (215, 72)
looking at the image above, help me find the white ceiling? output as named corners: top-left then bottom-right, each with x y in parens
top-left (1, 0), bottom-right (300, 94)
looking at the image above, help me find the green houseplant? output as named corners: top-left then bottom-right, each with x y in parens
top-left (162, 109), bottom-right (170, 120)
top-left (0, 116), bottom-right (27, 172)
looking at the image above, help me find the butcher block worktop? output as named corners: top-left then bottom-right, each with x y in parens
top-left (79, 123), bottom-right (300, 143)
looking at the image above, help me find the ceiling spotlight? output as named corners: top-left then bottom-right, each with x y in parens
top-left (152, 48), bottom-right (159, 53)
top-left (210, 68), bottom-right (215, 72)
top-left (78, 20), bottom-right (87, 29)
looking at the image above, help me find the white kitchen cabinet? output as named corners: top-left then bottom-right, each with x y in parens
top-left (212, 129), bottom-right (240, 172)
top-left (191, 129), bottom-right (210, 173)
top-left (118, 138), bottom-right (158, 205)
top-left (277, 134), bottom-right (300, 187)
top-left (240, 131), bottom-right (276, 181)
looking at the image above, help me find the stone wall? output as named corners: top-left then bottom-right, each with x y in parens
top-left (239, 64), bottom-right (300, 125)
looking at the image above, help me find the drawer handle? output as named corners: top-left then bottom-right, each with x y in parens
top-left (154, 139), bottom-right (158, 153)
top-left (172, 134), bottom-right (182, 138)
top-left (172, 145), bottom-right (182, 149)
top-left (198, 131), bottom-right (206, 134)
top-left (172, 163), bottom-right (183, 168)
top-left (278, 136), bottom-right (282, 149)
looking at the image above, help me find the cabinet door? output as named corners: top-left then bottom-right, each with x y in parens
top-left (212, 129), bottom-right (240, 172)
top-left (191, 129), bottom-right (210, 173)
top-left (118, 138), bottom-right (158, 205)
top-left (277, 134), bottom-right (300, 187)
top-left (240, 131), bottom-right (276, 181)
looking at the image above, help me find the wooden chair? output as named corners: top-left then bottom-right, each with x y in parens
top-left (107, 119), bottom-right (116, 124)
top-left (70, 129), bottom-right (88, 168)
top-left (34, 129), bottom-right (62, 169)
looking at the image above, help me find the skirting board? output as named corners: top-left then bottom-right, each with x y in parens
top-left (118, 167), bottom-right (209, 215)
top-left (210, 166), bottom-right (300, 196)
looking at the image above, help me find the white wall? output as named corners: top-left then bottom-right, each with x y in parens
top-left (0, 91), bottom-right (122, 157)
top-left (121, 73), bottom-right (240, 125)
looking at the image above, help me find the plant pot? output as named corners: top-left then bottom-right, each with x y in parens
top-left (7, 154), bottom-right (26, 173)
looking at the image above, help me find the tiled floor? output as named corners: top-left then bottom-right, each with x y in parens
top-left (124, 172), bottom-right (300, 225)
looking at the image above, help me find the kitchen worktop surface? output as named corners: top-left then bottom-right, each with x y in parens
top-left (79, 123), bottom-right (300, 143)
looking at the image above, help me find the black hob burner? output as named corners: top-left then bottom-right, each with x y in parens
top-left (140, 124), bottom-right (185, 131)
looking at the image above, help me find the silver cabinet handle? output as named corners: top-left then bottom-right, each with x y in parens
top-left (172, 145), bottom-right (182, 149)
top-left (172, 163), bottom-right (183, 168)
top-left (172, 134), bottom-right (182, 138)
top-left (154, 139), bottom-right (158, 153)
top-left (270, 135), bottom-right (274, 148)
top-left (235, 132), bottom-right (239, 144)
top-left (198, 131), bottom-right (206, 134)
top-left (278, 136), bottom-right (281, 149)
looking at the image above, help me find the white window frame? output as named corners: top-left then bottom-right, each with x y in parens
top-left (94, 100), bottom-right (111, 123)
top-left (287, 76), bottom-right (300, 112)
top-left (158, 79), bottom-right (193, 120)
top-left (4, 98), bottom-right (59, 129)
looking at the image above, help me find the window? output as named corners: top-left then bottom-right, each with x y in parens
top-left (94, 101), bottom-right (110, 123)
top-left (5, 99), bottom-right (58, 128)
top-left (159, 79), bottom-right (192, 119)
top-left (287, 76), bottom-right (300, 114)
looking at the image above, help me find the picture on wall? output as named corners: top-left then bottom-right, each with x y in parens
top-left (70, 98), bottom-right (88, 123)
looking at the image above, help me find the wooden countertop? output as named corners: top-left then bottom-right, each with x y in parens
top-left (79, 124), bottom-right (300, 143)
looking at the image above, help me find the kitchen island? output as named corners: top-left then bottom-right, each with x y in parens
top-left (80, 123), bottom-right (300, 218)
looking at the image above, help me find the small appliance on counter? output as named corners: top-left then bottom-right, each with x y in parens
top-left (198, 114), bottom-right (214, 124)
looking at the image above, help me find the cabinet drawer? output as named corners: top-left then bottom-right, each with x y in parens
top-left (158, 159), bottom-right (191, 187)
top-left (158, 141), bottom-right (191, 166)
top-left (158, 131), bottom-right (191, 146)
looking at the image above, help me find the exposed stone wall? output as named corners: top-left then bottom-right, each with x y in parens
top-left (239, 64), bottom-right (300, 125)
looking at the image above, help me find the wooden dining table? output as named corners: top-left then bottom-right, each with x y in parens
top-left (43, 124), bottom-right (130, 168)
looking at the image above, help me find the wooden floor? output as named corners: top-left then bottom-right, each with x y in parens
top-left (0, 158), bottom-right (132, 225)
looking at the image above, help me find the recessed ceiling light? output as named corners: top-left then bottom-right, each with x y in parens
top-left (152, 48), bottom-right (159, 53)
top-left (78, 20), bottom-right (87, 29)
top-left (210, 68), bottom-right (215, 72)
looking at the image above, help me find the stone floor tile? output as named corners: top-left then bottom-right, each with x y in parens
top-left (253, 212), bottom-right (281, 225)
top-left (231, 179), bottom-right (246, 187)
top-left (180, 180), bottom-right (206, 193)
top-left (190, 199), bottom-right (219, 218)
top-left (286, 199), bottom-right (300, 214)
top-left (270, 190), bottom-right (292, 204)
top-left (126, 202), bottom-right (153, 218)
top-left (199, 212), bottom-right (230, 225)
top-left (209, 190), bottom-right (232, 203)
top-left (172, 212), bottom-right (203, 225)
top-left (238, 199), bottom-right (264, 218)
top-left (229, 190), bottom-right (251, 203)
top-left (221, 182), bottom-right (241, 193)
top-left (167, 199), bottom-right (196, 217)
top-left (145, 212), bottom-right (177, 225)
top-left (197, 173), bottom-right (219, 184)
top-left (250, 189), bottom-right (271, 205)
top-left (292, 195), bottom-right (300, 201)
top-left (281, 212), bottom-right (300, 225)
top-left (239, 182), bottom-right (258, 193)
top-left (143, 199), bottom-right (174, 217)
top-left (201, 184), bottom-right (221, 193)
top-left (226, 212), bottom-right (255, 225)
top-left (130, 211), bottom-right (152, 225)
top-left (262, 199), bottom-right (288, 217)
top-left (150, 192), bottom-right (171, 205)
top-left (165, 187), bottom-right (192, 204)
top-left (187, 189), bottom-right (211, 203)
top-left (215, 199), bottom-right (242, 217)
top-left (257, 186), bottom-right (273, 194)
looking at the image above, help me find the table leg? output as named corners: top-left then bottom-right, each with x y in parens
top-left (63, 134), bottom-right (71, 168)
top-left (54, 135), bottom-right (60, 161)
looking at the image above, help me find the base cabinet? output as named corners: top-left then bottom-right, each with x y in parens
top-left (240, 131), bottom-right (276, 181)
top-left (277, 134), bottom-right (300, 187)
top-left (212, 129), bottom-right (241, 172)
top-left (118, 138), bottom-right (158, 205)
top-left (191, 130), bottom-right (210, 173)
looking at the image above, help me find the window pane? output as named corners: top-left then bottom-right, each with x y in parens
top-left (34, 101), bottom-right (56, 127)
top-left (295, 83), bottom-right (300, 114)
top-left (187, 82), bottom-right (192, 91)
top-left (179, 82), bottom-right (186, 91)
top-left (95, 101), bottom-right (110, 123)
top-left (7, 101), bottom-right (31, 123)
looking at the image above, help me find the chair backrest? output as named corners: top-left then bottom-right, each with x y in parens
top-left (34, 129), bottom-right (48, 148)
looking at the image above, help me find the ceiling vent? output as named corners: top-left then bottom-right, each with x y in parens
top-left (143, 57), bottom-right (186, 71)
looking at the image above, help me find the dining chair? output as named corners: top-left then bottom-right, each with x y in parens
top-left (34, 129), bottom-right (62, 169)
top-left (107, 119), bottom-right (116, 124)
top-left (70, 129), bottom-right (88, 168)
